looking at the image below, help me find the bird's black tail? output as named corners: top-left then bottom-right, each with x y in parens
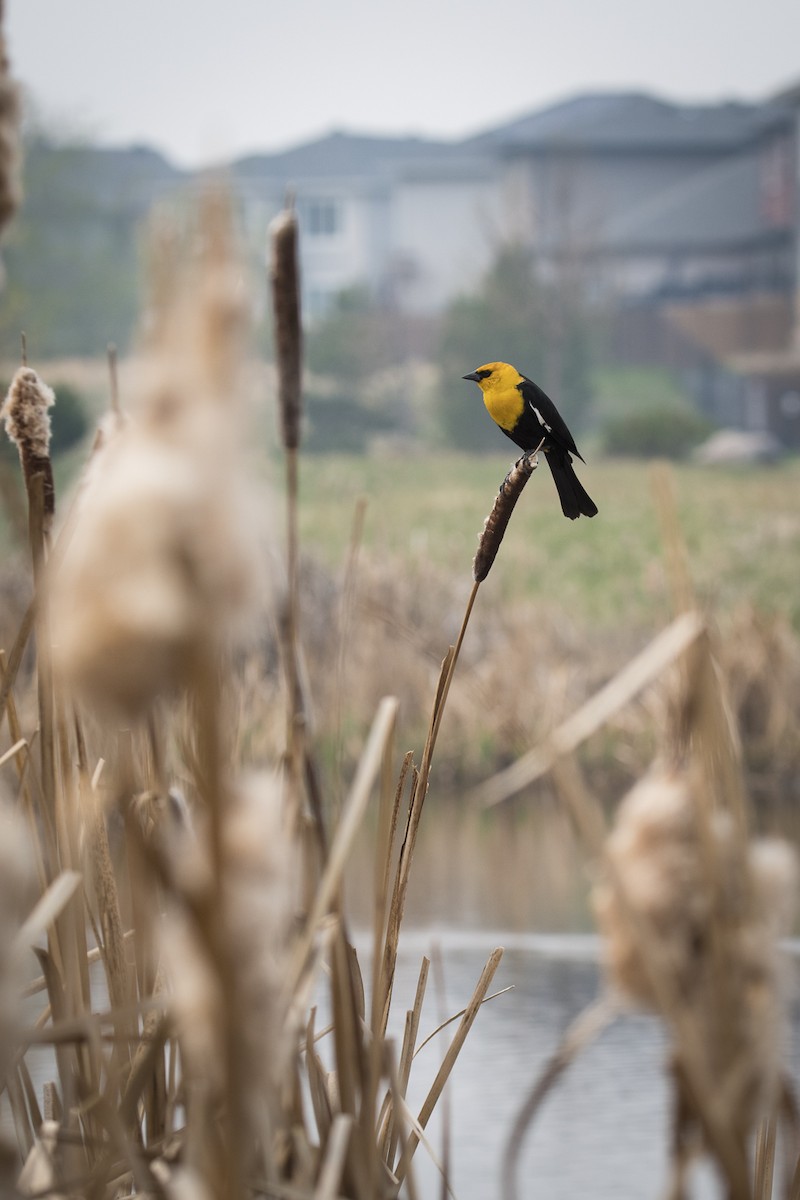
top-left (546, 452), bottom-right (598, 520)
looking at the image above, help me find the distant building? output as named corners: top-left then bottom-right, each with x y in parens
top-left (227, 88), bottom-right (799, 341)
top-left (230, 132), bottom-right (504, 319)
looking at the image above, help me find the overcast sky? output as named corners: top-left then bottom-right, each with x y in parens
top-left (7, 0), bottom-right (800, 167)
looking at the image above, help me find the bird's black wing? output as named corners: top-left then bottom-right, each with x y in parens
top-left (518, 376), bottom-right (584, 462)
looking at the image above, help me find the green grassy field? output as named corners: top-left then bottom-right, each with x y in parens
top-left (296, 453), bottom-right (800, 629)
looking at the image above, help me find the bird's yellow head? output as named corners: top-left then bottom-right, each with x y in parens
top-left (462, 362), bottom-right (524, 396)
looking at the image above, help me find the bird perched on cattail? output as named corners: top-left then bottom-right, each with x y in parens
top-left (463, 361), bottom-right (597, 519)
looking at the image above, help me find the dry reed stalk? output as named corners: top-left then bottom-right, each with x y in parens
top-left (394, 947), bottom-right (504, 1185)
top-left (287, 696), bottom-right (399, 998)
top-left (333, 497), bottom-right (368, 809)
top-left (269, 205), bottom-right (312, 853)
top-left (379, 581), bottom-right (481, 1033)
top-left (475, 609), bottom-right (705, 808)
top-left (0, 370), bottom-right (60, 861)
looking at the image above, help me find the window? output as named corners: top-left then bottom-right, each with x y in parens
top-left (300, 198), bottom-right (341, 237)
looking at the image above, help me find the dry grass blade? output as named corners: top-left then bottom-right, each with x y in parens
top-left (651, 462), bottom-right (695, 617)
top-left (390, 1089), bottom-right (458, 1200)
top-left (394, 946), bottom-right (504, 1184)
top-left (314, 1113), bottom-right (353, 1200)
top-left (287, 696), bottom-right (399, 996)
top-left (501, 994), bottom-right (620, 1200)
top-left (413, 985), bottom-right (515, 1059)
top-left (477, 609), bottom-right (705, 808)
top-left (380, 955), bottom-right (430, 1168)
top-left (0, 596), bottom-right (36, 726)
top-left (0, 735), bottom-right (25, 766)
top-left (753, 1113), bottom-right (777, 1200)
top-left (14, 871), bottom-right (82, 952)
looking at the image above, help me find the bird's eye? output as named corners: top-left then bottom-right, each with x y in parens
top-left (477, 369), bottom-right (492, 381)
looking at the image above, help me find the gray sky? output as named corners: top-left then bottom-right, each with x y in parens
top-left (7, 0), bottom-right (800, 166)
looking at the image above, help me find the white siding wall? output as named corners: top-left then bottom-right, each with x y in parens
top-left (389, 176), bottom-right (504, 313)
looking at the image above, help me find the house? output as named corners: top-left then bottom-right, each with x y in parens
top-left (470, 93), bottom-right (796, 302)
top-left (228, 88), bottom-right (799, 340)
top-left (230, 132), bottom-right (503, 319)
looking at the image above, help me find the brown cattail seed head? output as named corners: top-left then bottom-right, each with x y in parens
top-left (269, 208), bottom-right (302, 450)
top-left (0, 0), bottom-right (21, 236)
top-left (1, 367), bottom-right (56, 532)
top-left (473, 452), bottom-right (539, 582)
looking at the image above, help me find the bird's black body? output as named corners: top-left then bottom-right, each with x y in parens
top-left (505, 375), bottom-right (597, 520)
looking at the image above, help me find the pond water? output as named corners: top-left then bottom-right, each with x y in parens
top-left (376, 931), bottom-right (800, 1200)
top-left (10, 932), bottom-right (800, 1199)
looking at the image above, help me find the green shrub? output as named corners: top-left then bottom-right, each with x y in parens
top-left (303, 391), bottom-right (394, 454)
top-left (601, 405), bottom-right (713, 458)
top-left (49, 382), bottom-right (90, 453)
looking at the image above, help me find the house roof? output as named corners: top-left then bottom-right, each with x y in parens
top-left (465, 91), bottom-right (793, 154)
top-left (601, 150), bottom-right (791, 251)
top-left (230, 130), bottom-right (468, 184)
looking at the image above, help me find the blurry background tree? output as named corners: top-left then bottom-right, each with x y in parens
top-left (0, 127), bottom-right (175, 357)
top-left (305, 285), bottom-right (393, 384)
top-left (593, 367), bottom-right (714, 458)
top-left (435, 245), bottom-right (595, 451)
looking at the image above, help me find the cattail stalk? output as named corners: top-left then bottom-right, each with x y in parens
top-left (269, 206), bottom-right (308, 823)
top-left (381, 449), bottom-right (543, 1026)
top-left (473, 444), bottom-right (543, 582)
top-left (270, 207), bottom-right (302, 452)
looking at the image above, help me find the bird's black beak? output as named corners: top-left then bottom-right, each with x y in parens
top-left (462, 372), bottom-right (481, 382)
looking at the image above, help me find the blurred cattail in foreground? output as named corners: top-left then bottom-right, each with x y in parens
top-left (593, 767), bottom-right (797, 1141)
top-left (50, 190), bottom-right (266, 711)
top-left (1, 368), bottom-right (56, 534)
top-left (162, 772), bottom-right (293, 1179)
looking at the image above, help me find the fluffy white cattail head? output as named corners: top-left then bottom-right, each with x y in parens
top-left (1, 367), bottom-right (56, 530)
top-left (50, 190), bottom-right (267, 711)
top-left (593, 768), bottom-right (797, 1136)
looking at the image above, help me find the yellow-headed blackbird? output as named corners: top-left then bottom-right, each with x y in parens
top-left (463, 361), bottom-right (598, 519)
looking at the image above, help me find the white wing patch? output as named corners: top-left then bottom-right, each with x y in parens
top-left (530, 403), bottom-right (552, 433)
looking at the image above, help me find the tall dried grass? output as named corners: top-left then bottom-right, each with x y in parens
top-left (0, 188), bottom-right (508, 1200)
